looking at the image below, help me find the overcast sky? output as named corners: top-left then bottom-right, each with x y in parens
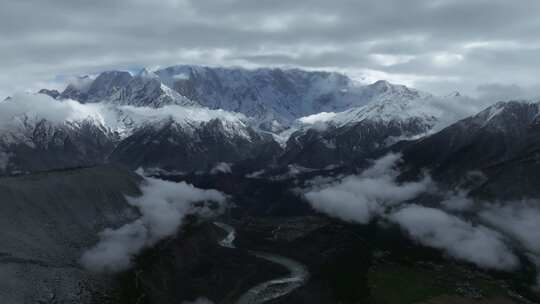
top-left (1, 0), bottom-right (540, 99)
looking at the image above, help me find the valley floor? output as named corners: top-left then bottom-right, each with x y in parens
top-left (105, 174), bottom-right (539, 304)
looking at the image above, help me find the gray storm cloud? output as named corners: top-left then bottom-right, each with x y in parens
top-left (81, 176), bottom-right (227, 272)
top-left (2, 0), bottom-right (540, 98)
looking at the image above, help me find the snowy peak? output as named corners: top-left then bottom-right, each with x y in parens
top-left (136, 68), bottom-right (159, 79)
top-left (277, 87), bottom-right (445, 168)
top-left (52, 65), bottom-right (438, 131)
top-left (55, 69), bottom-right (196, 108)
top-left (295, 83), bottom-right (437, 131)
top-left (109, 106), bottom-right (279, 172)
top-left (86, 71), bottom-right (133, 101)
top-left (0, 93), bottom-right (269, 174)
top-left (0, 114), bottom-right (118, 174)
top-left (154, 65), bottom-right (367, 128)
top-left (106, 74), bottom-right (197, 108)
top-left (370, 80), bottom-right (392, 91)
top-left (362, 80), bottom-right (430, 102)
top-left (470, 100), bottom-right (540, 130)
top-left (339, 94), bottom-right (436, 126)
top-left (399, 99), bottom-right (540, 187)
top-left (117, 104), bottom-right (253, 140)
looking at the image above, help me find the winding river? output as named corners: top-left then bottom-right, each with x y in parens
top-left (213, 222), bottom-right (309, 304)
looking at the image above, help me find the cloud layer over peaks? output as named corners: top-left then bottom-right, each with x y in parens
top-left (2, 0), bottom-right (540, 99)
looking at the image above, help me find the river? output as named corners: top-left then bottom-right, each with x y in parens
top-left (213, 222), bottom-right (309, 304)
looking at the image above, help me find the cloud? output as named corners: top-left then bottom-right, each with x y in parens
top-left (81, 176), bottom-right (227, 272)
top-left (0, 93), bottom-right (108, 130)
top-left (479, 201), bottom-right (540, 287)
top-left (419, 94), bottom-right (496, 131)
top-left (182, 297), bottom-right (214, 304)
top-left (476, 83), bottom-right (540, 102)
top-left (0, 93), bottom-right (252, 141)
top-left (298, 112), bottom-right (337, 125)
top-left (2, 0), bottom-right (540, 98)
top-left (303, 154), bottom-right (524, 275)
top-left (210, 162), bottom-right (232, 174)
top-left (304, 153), bottom-right (432, 223)
top-left (439, 189), bottom-right (474, 211)
top-left (389, 204), bottom-right (518, 270)
top-left (118, 104), bottom-right (248, 125)
top-left (64, 75), bottom-right (94, 92)
top-left (480, 202), bottom-right (540, 255)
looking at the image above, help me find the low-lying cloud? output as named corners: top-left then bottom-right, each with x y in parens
top-left (0, 93), bottom-right (250, 140)
top-left (480, 202), bottom-right (540, 287)
top-left (118, 104), bottom-right (248, 125)
top-left (304, 153), bottom-right (432, 223)
top-left (0, 93), bottom-right (107, 130)
top-left (81, 176), bottom-right (227, 272)
top-left (181, 297), bottom-right (215, 304)
top-left (439, 189), bottom-right (474, 212)
top-left (302, 153), bottom-right (540, 279)
top-left (389, 204), bottom-right (518, 270)
top-left (210, 162), bottom-right (232, 175)
top-left (425, 94), bottom-right (495, 131)
top-left (480, 202), bottom-right (540, 255)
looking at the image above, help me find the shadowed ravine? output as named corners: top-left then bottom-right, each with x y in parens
top-left (213, 222), bottom-right (310, 304)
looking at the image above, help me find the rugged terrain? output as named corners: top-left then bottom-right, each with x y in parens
top-left (0, 166), bottom-right (142, 303)
top-left (1, 65), bottom-right (540, 303)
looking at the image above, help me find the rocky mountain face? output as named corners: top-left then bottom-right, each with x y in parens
top-left (57, 69), bottom-right (196, 108)
top-left (2, 75), bottom-right (280, 175)
top-left (0, 166), bottom-right (142, 304)
top-left (109, 116), bottom-right (281, 172)
top-left (14, 65), bottom-right (449, 175)
top-left (399, 100), bottom-right (540, 199)
top-left (105, 69), bottom-right (197, 108)
top-left (38, 88), bottom-right (60, 99)
top-left (0, 116), bottom-right (119, 175)
top-left (56, 66), bottom-right (438, 132)
top-left (155, 66), bottom-right (437, 130)
top-left (0, 106), bottom-right (276, 175)
top-left (278, 85), bottom-right (439, 168)
top-left (85, 71), bottom-right (133, 101)
top-left (155, 66), bottom-right (358, 129)
top-left (5, 65), bottom-right (540, 304)
top-left (280, 118), bottom-right (433, 169)
top-left (15, 65), bottom-right (534, 180)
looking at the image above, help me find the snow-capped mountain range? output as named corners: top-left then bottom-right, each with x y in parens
top-left (0, 91), bottom-right (268, 174)
top-left (401, 99), bottom-right (540, 189)
top-left (0, 64), bottom-right (526, 174)
top-left (56, 65), bottom-right (460, 131)
top-left (59, 68), bottom-right (197, 108)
